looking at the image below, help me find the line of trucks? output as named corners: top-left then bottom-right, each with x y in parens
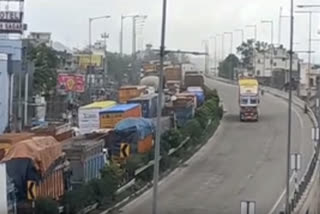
top-left (142, 63), bottom-right (260, 122)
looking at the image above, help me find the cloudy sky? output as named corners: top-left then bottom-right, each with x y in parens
top-left (24, 0), bottom-right (320, 62)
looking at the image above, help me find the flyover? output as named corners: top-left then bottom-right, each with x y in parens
top-left (119, 78), bottom-right (314, 214)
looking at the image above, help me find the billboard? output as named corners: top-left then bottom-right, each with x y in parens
top-left (57, 74), bottom-right (85, 93)
top-left (78, 55), bottom-right (103, 70)
top-left (0, 0), bottom-right (25, 34)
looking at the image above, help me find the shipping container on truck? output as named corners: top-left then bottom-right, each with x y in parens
top-left (127, 93), bottom-right (158, 118)
top-left (100, 104), bottom-right (142, 128)
top-left (31, 122), bottom-right (74, 142)
top-left (164, 66), bottom-right (182, 84)
top-left (118, 85), bottom-right (147, 103)
top-left (238, 77), bottom-right (260, 122)
top-left (184, 74), bottom-right (204, 89)
top-left (78, 101), bottom-right (116, 135)
top-left (62, 135), bottom-right (106, 188)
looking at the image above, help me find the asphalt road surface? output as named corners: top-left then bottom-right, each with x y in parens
top-left (119, 79), bottom-right (314, 214)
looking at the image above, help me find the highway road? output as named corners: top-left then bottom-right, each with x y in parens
top-left (119, 79), bottom-right (314, 214)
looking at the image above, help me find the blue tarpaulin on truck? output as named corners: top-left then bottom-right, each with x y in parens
top-left (115, 117), bottom-right (155, 140)
top-left (187, 87), bottom-right (205, 106)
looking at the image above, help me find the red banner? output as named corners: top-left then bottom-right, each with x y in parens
top-left (57, 74), bottom-right (85, 93)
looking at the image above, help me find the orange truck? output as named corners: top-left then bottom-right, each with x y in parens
top-left (239, 77), bottom-right (260, 122)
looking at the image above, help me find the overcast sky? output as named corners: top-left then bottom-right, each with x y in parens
top-left (24, 0), bottom-right (320, 62)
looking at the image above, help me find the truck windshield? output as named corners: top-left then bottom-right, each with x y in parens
top-left (241, 98), bottom-right (249, 105)
top-left (250, 98), bottom-right (257, 104)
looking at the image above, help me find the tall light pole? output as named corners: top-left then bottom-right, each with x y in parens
top-left (235, 29), bottom-right (244, 43)
top-left (222, 33), bottom-right (225, 60)
top-left (120, 15), bottom-right (128, 56)
top-left (101, 32), bottom-right (109, 88)
top-left (152, 0), bottom-right (166, 214)
top-left (88, 15), bottom-right (111, 101)
top-left (261, 20), bottom-right (274, 44)
top-left (279, 7), bottom-right (290, 45)
top-left (224, 32), bottom-right (233, 54)
top-left (132, 15), bottom-right (147, 55)
top-left (246, 24), bottom-right (257, 41)
top-left (261, 20), bottom-right (274, 78)
top-left (286, 0), bottom-right (294, 213)
top-left (202, 40), bottom-right (210, 74)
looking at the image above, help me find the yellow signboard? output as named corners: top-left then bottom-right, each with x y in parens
top-left (78, 54), bottom-right (103, 69)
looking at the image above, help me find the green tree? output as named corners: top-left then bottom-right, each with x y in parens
top-left (107, 53), bottom-right (132, 84)
top-left (29, 44), bottom-right (59, 95)
top-left (35, 198), bottom-right (59, 214)
top-left (237, 39), bottom-right (269, 70)
top-left (218, 54), bottom-right (240, 80)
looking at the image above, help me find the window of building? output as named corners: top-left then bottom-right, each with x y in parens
top-left (282, 58), bottom-right (286, 61)
top-left (257, 70), bottom-right (260, 75)
top-left (310, 78), bottom-right (314, 87)
top-left (274, 62), bottom-right (277, 66)
top-left (257, 59), bottom-right (261, 64)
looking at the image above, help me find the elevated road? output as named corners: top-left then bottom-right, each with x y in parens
top-left (119, 79), bottom-right (314, 214)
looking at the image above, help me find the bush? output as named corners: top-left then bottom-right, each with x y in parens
top-left (35, 198), bottom-right (59, 214)
top-left (161, 129), bottom-right (182, 149)
top-left (182, 119), bottom-right (202, 139)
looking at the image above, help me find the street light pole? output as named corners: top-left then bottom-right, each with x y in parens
top-left (246, 25), bottom-right (257, 41)
top-left (235, 29), bottom-right (244, 43)
top-left (286, 0), bottom-right (294, 213)
top-left (214, 36), bottom-right (217, 76)
top-left (222, 33), bottom-right (224, 60)
top-left (261, 20), bottom-right (274, 78)
top-left (152, 0), bottom-right (167, 214)
top-left (88, 15), bottom-right (111, 102)
top-left (223, 32), bottom-right (233, 54)
top-left (120, 15), bottom-right (124, 56)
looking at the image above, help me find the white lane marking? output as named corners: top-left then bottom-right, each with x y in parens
top-left (267, 101), bottom-right (309, 214)
top-left (267, 175), bottom-right (294, 214)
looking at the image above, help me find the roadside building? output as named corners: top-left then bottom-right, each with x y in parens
top-left (0, 53), bottom-right (9, 133)
top-left (253, 45), bottom-right (300, 87)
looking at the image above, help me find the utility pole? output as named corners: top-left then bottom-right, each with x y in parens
top-left (214, 36), bottom-right (217, 76)
top-left (120, 15), bottom-right (124, 56)
top-left (222, 34), bottom-right (224, 60)
top-left (261, 20), bottom-right (274, 79)
top-left (279, 7), bottom-right (283, 45)
top-left (152, 0), bottom-right (167, 213)
top-left (101, 32), bottom-right (109, 88)
top-left (202, 40), bottom-right (209, 74)
top-left (235, 29), bottom-right (244, 43)
top-left (286, 0), bottom-right (294, 213)
top-left (224, 32), bottom-right (233, 54)
top-left (88, 15), bottom-right (111, 102)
